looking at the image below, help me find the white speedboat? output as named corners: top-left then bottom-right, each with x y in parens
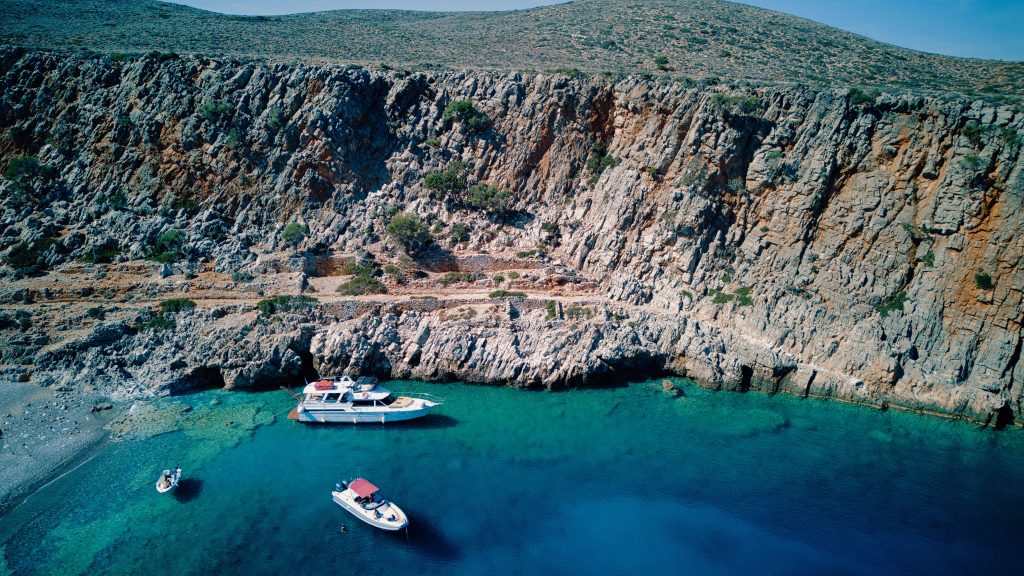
top-left (287, 376), bottom-right (441, 424)
top-left (332, 478), bottom-right (409, 531)
top-left (156, 467), bottom-right (181, 494)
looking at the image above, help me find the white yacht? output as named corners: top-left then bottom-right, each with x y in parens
top-left (332, 478), bottom-right (409, 531)
top-left (287, 376), bottom-right (441, 424)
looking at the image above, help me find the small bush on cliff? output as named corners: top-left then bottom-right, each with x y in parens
top-left (257, 295), bottom-right (318, 317)
top-left (874, 291), bottom-right (908, 317)
top-left (79, 241), bottom-right (119, 264)
top-left (424, 163), bottom-right (469, 193)
top-left (147, 230), bottom-right (186, 263)
top-left (337, 275), bottom-right (387, 296)
top-left (439, 271), bottom-right (477, 286)
top-left (450, 222), bottom-right (470, 243)
top-left (489, 289), bottom-right (526, 299)
top-left (160, 298), bottom-right (197, 314)
top-left (974, 271), bottom-right (995, 290)
top-left (958, 154), bottom-right (986, 173)
top-left (3, 155), bottom-right (55, 188)
top-left (281, 223), bottom-right (307, 249)
top-left (267, 105), bottom-right (286, 129)
top-left (386, 212), bottom-right (433, 255)
top-left (711, 93), bottom-right (763, 115)
top-left (443, 100), bottom-right (490, 134)
top-left (138, 298), bottom-right (197, 332)
top-left (465, 183), bottom-right (513, 213)
top-left (6, 237), bottom-right (58, 275)
top-left (198, 100), bottom-right (233, 121)
top-left (848, 87), bottom-right (880, 107)
top-left (962, 121), bottom-right (984, 148)
top-left (587, 142), bottom-right (617, 183)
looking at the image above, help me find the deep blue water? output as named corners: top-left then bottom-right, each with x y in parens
top-left (1, 379), bottom-right (1022, 575)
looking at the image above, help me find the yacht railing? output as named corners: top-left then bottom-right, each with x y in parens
top-left (407, 393), bottom-right (445, 404)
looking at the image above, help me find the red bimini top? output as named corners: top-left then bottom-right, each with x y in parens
top-left (314, 381), bottom-right (334, 391)
top-left (349, 478), bottom-right (379, 498)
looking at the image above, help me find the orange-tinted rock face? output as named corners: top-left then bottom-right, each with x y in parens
top-left (1, 48), bottom-right (1021, 423)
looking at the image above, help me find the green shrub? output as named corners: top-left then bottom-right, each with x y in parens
top-left (226, 127), bottom-right (243, 148)
top-left (6, 237), bottom-right (57, 274)
top-left (79, 242), bottom-right (119, 264)
top-left (198, 100), bottom-right (233, 121)
top-left (268, 105), bottom-right (286, 129)
top-left (340, 260), bottom-right (377, 277)
top-left (425, 136), bottom-right (442, 148)
top-left (493, 273), bottom-right (505, 283)
top-left (711, 93), bottom-right (763, 115)
top-left (3, 156), bottom-right (55, 193)
top-left (439, 271), bottom-right (477, 286)
top-left (232, 271), bottom-right (254, 283)
top-left (587, 142), bottom-right (617, 183)
top-left (101, 191), bottom-right (128, 211)
top-left (281, 223), bottom-right (307, 249)
top-left (515, 250), bottom-right (537, 259)
top-left (766, 150), bottom-right (784, 162)
top-left (874, 291), bottom-right (908, 317)
top-left (507, 271), bottom-right (521, 280)
top-left (958, 154), bottom-right (986, 172)
top-left (489, 289), bottom-right (526, 299)
top-left (337, 275), bottom-right (387, 295)
top-left (545, 300), bottom-right (557, 320)
top-left (160, 298), bottom-right (197, 314)
top-left (147, 230), bottom-right (185, 263)
top-left (170, 197), bottom-right (199, 214)
top-left (565, 305), bottom-right (593, 319)
top-left (962, 121), bottom-right (984, 148)
top-left (680, 290), bottom-right (693, 300)
top-left (848, 87), bottom-right (880, 107)
top-left (998, 126), bottom-right (1021, 149)
top-left (450, 223), bottom-right (470, 243)
top-left (256, 295), bottom-right (318, 317)
top-left (654, 55), bottom-right (670, 70)
top-left (86, 306), bottom-right (106, 320)
top-left (443, 100), bottom-right (490, 134)
top-left (902, 223), bottom-right (929, 241)
top-left (138, 298), bottom-right (197, 332)
top-left (465, 183), bottom-right (512, 213)
top-left (383, 264), bottom-right (402, 278)
top-left (922, 250), bottom-right (935, 268)
top-left (735, 286), bottom-right (753, 306)
top-left (137, 312), bottom-right (175, 332)
top-left (974, 271), bottom-right (994, 290)
top-left (386, 212), bottom-right (432, 255)
top-left (424, 164), bottom-right (468, 193)
top-left (711, 290), bottom-right (735, 304)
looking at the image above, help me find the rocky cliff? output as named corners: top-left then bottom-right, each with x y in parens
top-left (1, 47), bottom-right (1022, 425)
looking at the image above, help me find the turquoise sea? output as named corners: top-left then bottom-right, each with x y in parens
top-left (1, 378), bottom-right (1022, 575)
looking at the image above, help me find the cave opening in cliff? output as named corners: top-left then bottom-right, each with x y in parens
top-left (175, 367), bottom-right (226, 394)
top-left (740, 365), bottom-right (754, 392)
top-left (993, 404), bottom-right (1015, 430)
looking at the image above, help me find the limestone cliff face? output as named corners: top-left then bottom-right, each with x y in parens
top-left (1, 47), bottom-right (1022, 424)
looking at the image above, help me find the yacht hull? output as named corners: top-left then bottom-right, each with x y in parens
top-left (294, 403), bottom-right (434, 424)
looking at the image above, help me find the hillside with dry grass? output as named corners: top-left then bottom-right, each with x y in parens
top-left (1, 0), bottom-right (1022, 102)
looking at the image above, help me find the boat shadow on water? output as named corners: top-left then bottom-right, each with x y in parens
top-left (391, 413), bottom-right (459, 430)
top-left (382, 514), bottom-right (460, 561)
top-left (173, 478), bottom-right (203, 503)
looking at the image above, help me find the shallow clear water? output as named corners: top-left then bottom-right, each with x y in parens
top-left (1, 379), bottom-right (1022, 575)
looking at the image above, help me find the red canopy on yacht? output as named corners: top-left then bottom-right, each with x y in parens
top-left (349, 478), bottom-right (379, 498)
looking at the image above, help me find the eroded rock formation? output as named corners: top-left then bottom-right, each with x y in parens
top-left (1, 47), bottom-right (1021, 424)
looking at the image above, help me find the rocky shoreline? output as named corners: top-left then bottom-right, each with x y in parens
top-left (1, 44), bottom-right (1022, 504)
